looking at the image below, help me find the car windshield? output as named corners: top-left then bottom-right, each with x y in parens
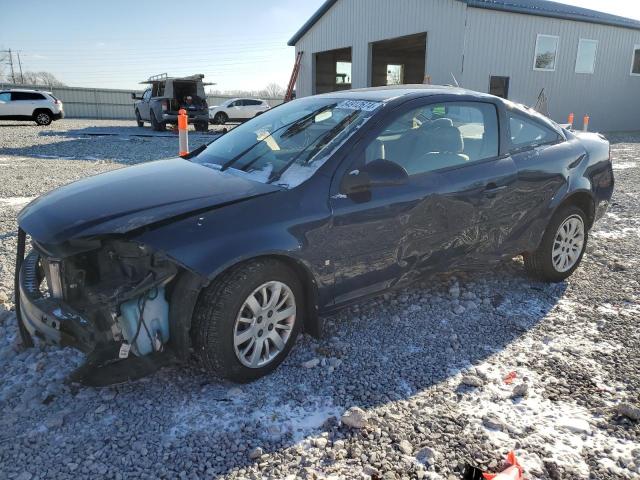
top-left (193, 97), bottom-right (382, 188)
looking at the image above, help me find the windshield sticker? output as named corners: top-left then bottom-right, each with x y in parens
top-left (336, 100), bottom-right (382, 112)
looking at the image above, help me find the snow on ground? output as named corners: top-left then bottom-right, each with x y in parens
top-left (0, 120), bottom-right (638, 479)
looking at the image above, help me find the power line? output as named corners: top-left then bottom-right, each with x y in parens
top-left (16, 52), bottom-right (24, 84)
top-left (8, 49), bottom-right (16, 83)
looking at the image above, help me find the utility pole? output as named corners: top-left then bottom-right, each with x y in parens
top-left (17, 51), bottom-right (24, 84)
top-left (8, 49), bottom-right (16, 83)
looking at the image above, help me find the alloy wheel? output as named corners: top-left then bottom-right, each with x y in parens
top-left (36, 113), bottom-right (50, 125)
top-left (551, 215), bottom-right (585, 272)
top-left (233, 281), bottom-right (296, 368)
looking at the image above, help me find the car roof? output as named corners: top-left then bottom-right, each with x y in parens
top-left (313, 84), bottom-right (496, 102)
top-left (2, 88), bottom-right (52, 94)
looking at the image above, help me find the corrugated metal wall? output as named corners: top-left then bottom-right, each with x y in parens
top-left (294, 0), bottom-right (466, 95)
top-left (0, 83), bottom-right (140, 119)
top-left (462, 7), bottom-right (640, 132)
top-left (0, 83), bottom-right (283, 120)
top-left (292, 0), bottom-right (640, 131)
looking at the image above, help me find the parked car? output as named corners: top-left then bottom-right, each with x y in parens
top-left (16, 86), bottom-right (613, 383)
top-left (0, 89), bottom-right (64, 125)
top-left (132, 73), bottom-right (210, 132)
top-left (209, 98), bottom-right (270, 124)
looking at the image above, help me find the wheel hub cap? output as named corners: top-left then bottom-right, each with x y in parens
top-left (552, 215), bottom-right (584, 272)
top-left (233, 281), bottom-right (295, 368)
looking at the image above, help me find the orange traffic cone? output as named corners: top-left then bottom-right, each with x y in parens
top-left (482, 451), bottom-right (524, 480)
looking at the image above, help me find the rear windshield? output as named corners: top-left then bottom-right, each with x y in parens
top-left (194, 97), bottom-right (382, 188)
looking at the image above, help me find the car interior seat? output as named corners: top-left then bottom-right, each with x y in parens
top-left (404, 122), bottom-right (469, 175)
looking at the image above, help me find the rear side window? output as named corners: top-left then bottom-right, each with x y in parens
top-left (11, 92), bottom-right (45, 100)
top-left (508, 112), bottom-right (560, 150)
top-left (0, 92), bottom-right (10, 102)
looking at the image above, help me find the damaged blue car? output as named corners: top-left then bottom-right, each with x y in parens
top-left (15, 86), bottom-right (614, 383)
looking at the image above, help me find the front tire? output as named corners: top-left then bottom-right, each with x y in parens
top-left (524, 205), bottom-right (588, 282)
top-left (34, 111), bottom-right (52, 126)
top-left (135, 110), bottom-right (144, 127)
top-left (192, 259), bottom-right (303, 382)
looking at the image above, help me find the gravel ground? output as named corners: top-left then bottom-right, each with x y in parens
top-left (0, 119), bottom-right (638, 480)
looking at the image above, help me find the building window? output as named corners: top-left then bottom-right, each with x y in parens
top-left (336, 61), bottom-right (352, 85)
top-left (534, 34), bottom-right (559, 71)
top-left (489, 76), bottom-right (510, 99)
top-left (386, 64), bottom-right (404, 85)
top-left (631, 45), bottom-right (640, 76)
top-left (575, 39), bottom-right (598, 74)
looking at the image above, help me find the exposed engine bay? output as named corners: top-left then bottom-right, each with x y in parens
top-left (17, 235), bottom-right (192, 385)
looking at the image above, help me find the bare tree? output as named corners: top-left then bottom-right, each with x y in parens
top-left (21, 71), bottom-right (66, 87)
top-left (260, 82), bottom-right (285, 99)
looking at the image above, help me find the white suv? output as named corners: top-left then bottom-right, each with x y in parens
top-left (0, 89), bottom-right (64, 126)
top-left (209, 98), bottom-right (270, 124)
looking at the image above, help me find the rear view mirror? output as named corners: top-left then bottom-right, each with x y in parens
top-left (341, 159), bottom-right (409, 195)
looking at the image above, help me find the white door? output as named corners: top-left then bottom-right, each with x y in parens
top-left (10, 92), bottom-right (36, 116)
top-left (226, 100), bottom-right (242, 120)
top-left (238, 99), bottom-right (253, 119)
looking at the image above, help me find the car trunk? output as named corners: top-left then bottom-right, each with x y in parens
top-left (167, 81), bottom-right (208, 113)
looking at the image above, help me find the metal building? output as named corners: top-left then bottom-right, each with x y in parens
top-left (288, 0), bottom-right (640, 132)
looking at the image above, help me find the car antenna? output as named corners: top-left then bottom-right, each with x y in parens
top-left (450, 73), bottom-right (460, 87)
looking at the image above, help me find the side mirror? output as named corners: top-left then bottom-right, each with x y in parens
top-left (131, 92), bottom-right (141, 100)
top-left (340, 159), bottom-right (409, 195)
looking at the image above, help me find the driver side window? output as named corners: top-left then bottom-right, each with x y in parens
top-left (142, 89), bottom-right (152, 101)
top-left (364, 101), bottom-right (499, 176)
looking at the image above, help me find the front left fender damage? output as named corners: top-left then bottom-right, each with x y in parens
top-left (16, 234), bottom-right (206, 385)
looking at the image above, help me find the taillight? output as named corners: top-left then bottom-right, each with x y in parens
top-left (53, 99), bottom-right (60, 105)
top-left (162, 100), bottom-right (168, 112)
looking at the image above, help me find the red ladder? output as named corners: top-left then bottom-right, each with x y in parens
top-left (284, 51), bottom-right (303, 102)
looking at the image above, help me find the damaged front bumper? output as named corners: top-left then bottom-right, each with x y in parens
top-left (19, 251), bottom-right (97, 352)
top-left (16, 233), bottom-right (180, 357)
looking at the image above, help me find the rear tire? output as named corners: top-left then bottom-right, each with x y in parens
top-left (214, 112), bottom-right (228, 125)
top-left (150, 111), bottom-right (165, 131)
top-left (524, 205), bottom-right (588, 282)
top-left (34, 111), bottom-right (52, 126)
top-left (135, 110), bottom-right (144, 127)
top-left (192, 259), bottom-right (303, 383)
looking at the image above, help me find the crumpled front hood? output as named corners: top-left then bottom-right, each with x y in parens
top-left (18, 158), bottom-right (281, 245)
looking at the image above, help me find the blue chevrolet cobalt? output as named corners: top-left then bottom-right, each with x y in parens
top-left (15, 86), bottom-right (614, 383)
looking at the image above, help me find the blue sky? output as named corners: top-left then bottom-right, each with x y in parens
top-left (0, 0), bottom-right (325, 90)
top-left (1, 0), bottom-right (639, 91)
